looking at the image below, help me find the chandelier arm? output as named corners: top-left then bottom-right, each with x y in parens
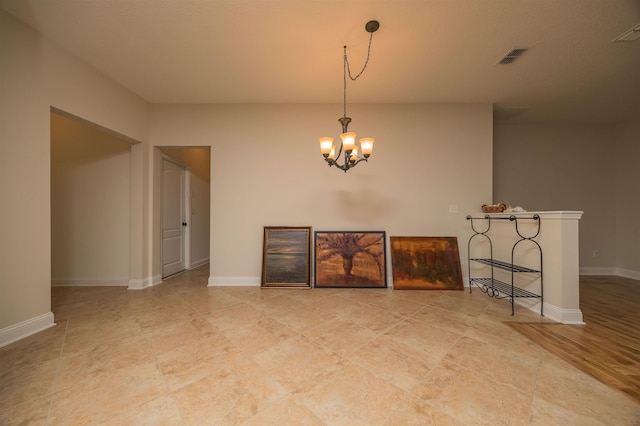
top-left (334, 140), bottom-right (344, 161)
top-left (324, 147), bottom-right (366, 172)
top-left (350, 157), bottom-right (368, 167)
top-left (336, 160), bottom-right (352, 172)
top-left (323, 152), bottom-right (368, 171)
top-left (324, 157), bottom-right (348, 172)
top-left (324, 158), bottom-right (338, 168)
top-left (322, 142), bottom-right (345, 166)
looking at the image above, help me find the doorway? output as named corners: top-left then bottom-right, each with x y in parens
top-left (157, 147), bottom-right (211, 281)
top-left (50, 110), bottom-right (133, 286)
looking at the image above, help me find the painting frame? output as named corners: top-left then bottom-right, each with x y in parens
top-left (390, 236), bottom-right (464, 290)
top-left (314, 231), bottom-right (387, 288)
top-left (261, 226), bottom-right (312, 288)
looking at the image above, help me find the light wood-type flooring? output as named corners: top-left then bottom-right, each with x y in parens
top-left (510, 275), bottom-right (640, 402)
top-left (1, 266), bottom-right (638, 424)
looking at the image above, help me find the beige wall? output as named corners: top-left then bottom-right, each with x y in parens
top-left (614, 118), bottom-right (640, 277)
top-left (0, 10), bottom-right (149, 338)
top-left (494, 122), bottom-right (638, 278)
top-left (150, 103), bottom-right (494, 284)
top-left (51, 112), bottom-right (132, 285)
top-left (0, 10), bottom-right (51, 333)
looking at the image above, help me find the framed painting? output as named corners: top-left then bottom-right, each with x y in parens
top-left (261, 226), bottom-right (312, 288)
top-left (390, 236), bottom-right (463, 290)
top-left (314, 231), bottom-right (386, 288)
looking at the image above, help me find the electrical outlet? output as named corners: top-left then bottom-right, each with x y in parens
top-left (593, 250), bottom-right (599, 257)
top-left (449, 204), bottom-right (458, 213)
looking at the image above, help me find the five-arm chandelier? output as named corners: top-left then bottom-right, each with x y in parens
top-left (318, 20), bottom-right (380, 172)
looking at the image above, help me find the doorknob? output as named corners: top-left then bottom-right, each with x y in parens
top-left (182, 222), bottom-right (187, 227)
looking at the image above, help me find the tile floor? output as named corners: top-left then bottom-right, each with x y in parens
top-left (1, 265), bottom-right (638, 425)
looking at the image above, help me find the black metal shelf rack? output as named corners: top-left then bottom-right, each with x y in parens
top-left (466, 214), bottom-right (543, 316)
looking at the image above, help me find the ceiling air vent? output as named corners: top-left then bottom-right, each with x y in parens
top-left (497, 48), bottom-right (528, 65)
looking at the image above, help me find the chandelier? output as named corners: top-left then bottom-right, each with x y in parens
top-left (318, 20), bottom-right (380, 172)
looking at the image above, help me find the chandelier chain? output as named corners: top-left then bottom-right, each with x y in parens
top-left (345, 31), bottom-right (374, 81)
top-left (343, 31), bottom-right (375, 118)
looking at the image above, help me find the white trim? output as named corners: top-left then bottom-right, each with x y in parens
top-left (541, 303), bottom-right (585, 324)
top-left (190, 257), bottom-right (209, 269)
top-left (616, 268), bottom-right (640, 280)
top-left (0, 313), bottom-right (56, 348)
top-left (128, 278), bottom-right (146, 290)
top-left (512, 296), bottom-right (542, 313)
top-left (580, 267), bottom-right (640, 280)
top-left (208, 276), bottom-right (260, 286)
top-left (52, 278), bottom-right (129, 287)
top-left (128, 274), bottom-right (162, 290)
top-left (152, 274), bottom-right (163, 286)
top-left (468, 284), bottom-right (585, 325)
top-left (514, 297), bottom-right (584, 324)
top-left (579, 267), bottom-right (617, 275)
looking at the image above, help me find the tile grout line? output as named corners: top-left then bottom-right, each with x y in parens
top-left (46, 313), bottom-right (71, 426)
top-left (527, 345), bottom-right (545, 424)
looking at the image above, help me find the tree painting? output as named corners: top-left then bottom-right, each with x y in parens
top-left (314, 231), bottom-right (386, 288)
top-left (390, 236), bottom-right (463, 290)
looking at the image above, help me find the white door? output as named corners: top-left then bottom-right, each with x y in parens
top-left (162, 158), bottom-right (186, 278)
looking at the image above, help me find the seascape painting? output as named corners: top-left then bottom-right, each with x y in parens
top-left (261, 227), bottom-right (311, 288)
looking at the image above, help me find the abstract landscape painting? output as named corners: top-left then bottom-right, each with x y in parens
top-left (390, 236), bottom-right (463, 290)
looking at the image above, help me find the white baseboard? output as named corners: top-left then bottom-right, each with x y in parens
top-left (614, 268), bottom-right (640, 280)
top-left (579, 267), bottom-right (617, 276)
top-left (52, 278), bottom-right (128, 287)
top-left (0, 312), bottom-right (56, 348)
top-left (208, 276), bottom-right (260, 286)
top-left (190, 257), bottom-right (209, 269)
top-left (128, 274), bottom-right (162, 290)
top-left (541, 303), bottom-right (585, 324)
top-left (127, 278), bottom-right (145, 290)
top-left (579, 267), bottom-right (640, 280)
top-left (468, 283), bottom-right (585, 325)
top-left (512, 298), bottom-right (584, 324)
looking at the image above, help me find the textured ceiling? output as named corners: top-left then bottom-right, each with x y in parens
top-left (2, 0), bottom-right (639, 124)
